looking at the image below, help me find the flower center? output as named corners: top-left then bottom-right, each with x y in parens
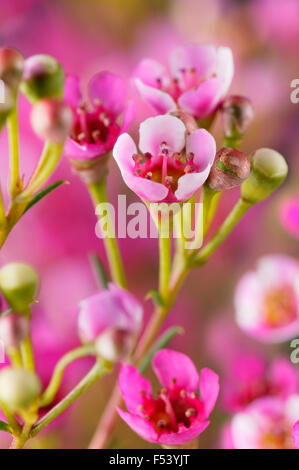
top-left (137, 379), bottom-right (203, 435)
top-left (155, 68), bottom-right (213, 101)
top-left (72, 100), bottom-right (119, 145)
top-left (133, 142), bottom-right (196, 195)
top-left (262, 285), bottom-right (297, 328)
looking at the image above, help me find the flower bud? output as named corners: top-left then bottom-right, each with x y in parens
top-left (21, 54), bottom-right (64, 103)
top-left (0, 367), bottom-right (41, 412)
top-left (169, 109), bottom-right (198, 134)
top-left (221, 95), bottom-right (254, 140)
top-left (0, 313), bottom-right (29, 348)
top-left (207, 147), bottom-right (251, 191)
top-left (0, 84), bottom-right (14, 131)
top-left (0, 47), bottom-right (24, 91)
top-left (30, 99), bottom-right (73, 144)
top-left (241, 148), bottom-right (288, 204)
top-left (0, 262), bottom-right (39, 314)
top-left (95, 328), bottom-right (134, 362)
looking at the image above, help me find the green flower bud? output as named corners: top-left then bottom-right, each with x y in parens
top-left (241, 148), bottom-right (288, 204)
top-left (0, 367), bottom-right (41, 412)
top-left (0, 262), bottom-right (39, 314)
top-left (21, 54), bottom-right (64, 103)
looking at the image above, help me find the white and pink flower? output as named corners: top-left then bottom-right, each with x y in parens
top-left (117, 349), bottom-right (219, 446)
top-left (133, 44), bottom-right (234, 119)
top-left (235, 255), bottom-right (299, 342)
top-left (113, 114), bottom-right (216, 202)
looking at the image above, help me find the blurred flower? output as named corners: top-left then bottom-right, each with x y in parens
top-left (235, 255), bottom-right (299, 342)
top-left (293, 420), bottom-right (299, 449)
top-left (230, 395), bottom-right (299, 449)
top-left (280, 196), bottom-right (299, 240)
top-left (78, 283), bottom-right (143, 345)
top-left (133, 44), bottom-right (233, 119)
top-left (113, 115), bottom-right (216, 202)
top-left (117, 349), bottom-right (219, 446)
top-left (0, 312), bottom-right (29, 348)
top-left (222, 354), bottom-right (299, 413)
top-left (64, 72), bottom-right (135, 162)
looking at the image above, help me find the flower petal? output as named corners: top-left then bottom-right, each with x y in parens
top-left (88, 71), bottom-right (126, 117)
top-left (117, 408), bottom-right (158, 443)
top-left (153, 349), bottom-right (199, 391)
top-left (120, 100), bottom-right (136, 133)
top-left (113, 133), bottom-right (137, 172)
top-left (121, 170), bottom-right (169, 202)
top-left (293, 421), bottom-right (299, 449)
top-left (178, 77), bottom-right (223, 118)
top-left (169, 45), bottom-right (217, 80)
top-left (216, 46), bottom-right (234, 96)
top-left (64, 137), bottom-right (106, 161)
top-left (199, 368), bottom-right (220, 418)
top-left (158, 420), bottom-right (210, 446)
top-left (134, 58), bottom-right (169, 87)
top-left (269, 357), bottom-right (298, 398)
top-left (186, 128), bottom-right (216, 171)
top-left (64, 75), bottom-right (82, 109)
top-left (135, 78), bottom-right (176, 114)
top-left (118, 365), bottom-right (152, 414)
top-left (174, 165), bottom-right (211, 201)
top-left (139, 115), bottom-right (186, 156)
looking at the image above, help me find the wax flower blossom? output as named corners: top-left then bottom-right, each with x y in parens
top-left (113, 115), bottom-right (216, 202)
top-left (64, 72), bottom-right (135, 162)
top-left (234, 255), bottom-right (299, 342)
top-left (230, 395), bottom-right (299, 449)
top-left (78, 283), bottom-right (143, 361)
top-left (117, 349), bottom-right (219, 446)
top-left (293, 421), bottom-right (299, 448)
top-left (133, 44), bottom-right (233, 119)
top-left (222, 355), bottom-right (299, 413)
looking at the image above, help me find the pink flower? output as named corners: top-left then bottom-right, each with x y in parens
top-left (117, 349), bottom-right (219, 446)
top-left (235, 255), bottom-right (299, 342)
top-left (78, 283), bottom-right (143, 343)
top-left (293, 420), bottom-right (299, 449)
top-left (280, 196), bottom-right (299, 240)
top-left (64, 72), bottom-right (135, 161)
top-left (222, 354), bottom-right (299, 413)
top-left (113, 115), bottom-right (216, 202)
top-left (133, 44), bottom-right (234, 119)
top-left (230, 395), bottom-right (299, 449)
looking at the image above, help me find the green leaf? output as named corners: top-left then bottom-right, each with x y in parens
top-left (88, 252), bottom-right (109, 289)
top-left (0, 420), bottom-right (11, 434)
top-left (145, 289), bottom-right (164, 307)
top-left (24, 180), bottom-right (68, 214)
top-left (138, 326), bottom-right (184, 374)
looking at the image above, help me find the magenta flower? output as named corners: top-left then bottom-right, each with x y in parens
top-left (280, 196), bottom-right (299, 240)
top-left (293, 421), bottom-right (299, 449)
top-left (133, 44), bottom-right (234, 119)
top-left (64, 72), bottom-right (135, 161)
top-left (230, 395), bottom-right (299, 449)
top-left (117, 349), bottom-right (219, 446)
top-left (235, 255), bottom-right (299, 342)
top-left (113, 115), bottom-right (216, 202)
top-left (222, 355), bottom-right (299, 413)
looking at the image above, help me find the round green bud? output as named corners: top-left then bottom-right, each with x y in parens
top-left (0, 367), bottom-right (41, 412)
top-left (0, 262), bottom-right (39, 314)
top-left (241, 148), bottom-right (288, 204)
top-left (20, 54), bottom-right (64, 103)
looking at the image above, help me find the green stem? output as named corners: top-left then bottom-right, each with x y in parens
top-left (0, 399), bottom-right (20, 435)
top-left (7, 347), bottom-right (23, 367)
top-left (223, 136), bottom-right (240, 148)
top-left (20, 335), bottom-right (35, 372)
top-left (40, 344), bottom-right (96, 407)
top-left (31, 359), bottom-right (110, 438)
top-left (88, 178), bottom-right (127, 288)
top-left (201, 185), bottom-right (221, 238)
top-left (158, 217), bottom-right (172, 303)
top-left (7, 105), bottom-right (20, 197)
top-left (194, 198), bottom-right (252, 266)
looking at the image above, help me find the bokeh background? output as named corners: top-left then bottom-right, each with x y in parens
top-left (0, 0), bottom-right (299, 448)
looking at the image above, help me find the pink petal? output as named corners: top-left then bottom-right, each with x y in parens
top-left (178, 77), bottom-right (223, 118)
top-left (121, 170), bottom-right (169, 202)
top-left (293, 421), bottom-right (299, 449)
top-left (153, 349), bottom-right (199, 392)
top-left (280, 197), bottom-right (299, 239)
top-left (186, 128), bottom-right (216, 170)
top-left (231, 411), bottom-right (260, 449)
top-left (199, 368), bottom-right (220, 417)
top-left (270, 357), bottom-right (299, 397)
top-left (134, 78), bottom-right (176, 114)
top-left (64, 75), bottom-right (82, 109)
top-left (133, 58), bottom-right (169, 87)
top-left (118, 365), bottom-right (152, 414)
top-left (158, 420), bottom-right (210, 446)
top-left (174, 165), bottom-right (211, 201)
top-left (113, 133), bottom-right (137, 173)
top-left (88, 71), bottom-right (126, 117)
top-left (139, 115), bottom-right (186, 156)
top-left (108, 283), bottom-right (143, 332)
top-left (169, 45), bottom-right (217, 80)
top-left (117, 408), bottom-right (158, 443)
top-left (64, 137), bottom-right (106, 161)
top-left (216, 46), bottom-right (234, 96)
top-left (120, 100), bottom-right (136, 133)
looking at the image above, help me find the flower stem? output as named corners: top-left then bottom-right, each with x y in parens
top-left (20, 335), bottom-right (35, 372)
top-left (88, 178), bottom-right (127, 288)
top-left (201, 185), bottom-right (221, 238)
top-left (7, 347), bottom-right (23, 367)
top-left (0, 399), bottom-right (21, 436)
top-left (158, 217), bottom-right (172, 303)
top-left (7, 105), bottom-right (20, 197)
top-left (31, 359), bottom-right (110, 438)
top-left (39, 344), bottom-right (96, 407)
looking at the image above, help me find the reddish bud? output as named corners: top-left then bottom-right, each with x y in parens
top-left (30, 99), bottom-right (73, 144)
top-left (221, 95), bottom-right (254, 140)
top-left (0, 47), bottom-right (24, 91)
top-left (207, 147), bottom-right (251, 191)
top-left (0, 313), bottom-right (29, 348)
